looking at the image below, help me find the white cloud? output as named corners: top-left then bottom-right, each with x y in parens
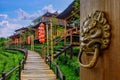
top-left (0, 14), bottom-right (8, 19)
top-left (0, 20), bottom-right (9, 26)
top-left (42, 4), bottom-right (56, 13)
top-left (0, 4), bottom-right (61, 38)
top-left (15, 8), bottom-right (40, 21)
top-left (15, 5), bottom-right (60, 21)
top-left (0, 20), bottom-right (22, 38)
top-left (42, 4), bottom-right (62, 13)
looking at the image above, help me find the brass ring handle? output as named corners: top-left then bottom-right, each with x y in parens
top-left (79, 11), bottom-right (111, 69)
top-left (78, 44), bottom-right (100, 69)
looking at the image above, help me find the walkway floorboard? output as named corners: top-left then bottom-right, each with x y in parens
top-left (21, 50), bottom-right (56, 80)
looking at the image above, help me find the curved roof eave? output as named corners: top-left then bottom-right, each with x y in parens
top-left (57, 1), bottom-right (74, 19)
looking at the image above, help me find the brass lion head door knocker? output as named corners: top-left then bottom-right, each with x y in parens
top-left (79, 11), bottom-right (111, 68)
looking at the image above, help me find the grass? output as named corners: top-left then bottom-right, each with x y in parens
top-left (59, 64), bottom-right (80, 80)
top-left (0, 49), bottom-right (24, 80)
top-left (54, 54), bottom-right (80, 80)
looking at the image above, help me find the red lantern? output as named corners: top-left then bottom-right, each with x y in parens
top-left (16, 38), bottom-right (19, 44)
top-left (38, 23), bottom-right (45, 43)
top-left (39, 39), bottom-right (45, 42)
top-left (40, 35), bottom-right (45, 38)
top-left (15, 38), bottom-right (18, 44)
top-left (27, 36), bottom-right (31, 44)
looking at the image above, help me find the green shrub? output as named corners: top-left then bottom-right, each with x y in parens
top-left (73, 48), bottom-right (79, 56)
top-left (0, 49), bottom-right (24, 79)
top-left (54, 54), bottom-right (80, 80)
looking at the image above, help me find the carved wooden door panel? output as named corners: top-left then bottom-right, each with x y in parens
top-left (80, 0), bottom-right (120, 80)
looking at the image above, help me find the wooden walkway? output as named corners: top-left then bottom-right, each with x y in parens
top-left (21, 50), bottom-right (56, 80)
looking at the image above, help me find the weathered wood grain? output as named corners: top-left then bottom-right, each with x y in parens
top-left (21, 50), bottom-right (56, 80)
top-left (80, 0), bottom-right (120, 80)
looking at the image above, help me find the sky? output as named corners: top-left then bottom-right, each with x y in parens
top-left (0, 0), bottom-right (74, 38)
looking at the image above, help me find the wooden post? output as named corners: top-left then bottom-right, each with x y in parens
top-left (70, 46), bottom-right (73, 59)
top-left (46, 24), bottom-right (49, 56)
top-left (42, 43), bottom-right (44, 59)
top-left (50, 19), bottom-right (54, 61)
top-left (62, 75), bottom-right (66, 80)
top-left (43, 43), bottom-right (46, 60)
top-left (41, 44), bottom-right (44, 58)
top-left (2, 72), bottom-right (6, 80)
top-left (19, 62), bottom-right (21, 80)
top-left (70, 30), bottom-right (72, 44)
top-left (44, 24), bottom-right (49, 62)
top-left (31, 35), bottom-right (34, 51)
top-left (24, 49), bottom-right (28, 64)
top-left (49, 54), bottom-right (52, 69)
top-left (64, 20), bottom-right (67, 45)
top-left (65, 50), bottom-right (66, 56)
top-left (56, 62), bottom-right (58, 79)
top-left (22, 57), bottom-right (25, 69)
top-left (44, 47), bottom-right (47, 62)
top-left (20, 35), bottom-right (22, 48)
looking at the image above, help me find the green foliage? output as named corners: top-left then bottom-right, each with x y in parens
top-left (54, 45), bottom-right (63, 51)
top-left (51, 16), bottom-right (58, 35)
top-left (0, 49), bottom-right (24, 80)
top-left (51, 16), bottom-right (58, 26)
top-left (72, 0), bottom-right (80, 19)
top-left (27, 25), bottom-right (34, 36)
top-left (68, 0), bottom-right (80, 23)
top-left (54, 54), bottom-right (80, 80)
top-left (72, 0), bottom-right (80, 13)
top-left (73, 47), bottom-right (80, 56)
top-left (34, 44), bottom-right (43, 54)
top-left (0, 37), bottom-right (9, 49)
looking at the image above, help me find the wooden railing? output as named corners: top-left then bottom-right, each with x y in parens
top-left (0, 49), bottom-right (28, 80)
top-left (54, 44), bottom-right (73, 59)
top-left (66, 27), bottom-right (79, 36)
top-left (53, 36), bottom-right (64, 45)
top-left (46, 55), bottom-right (66, 80)
top-left (54, 27), bottom-right (80, 45)
top-left (54, 62), bottom-right (65, 80)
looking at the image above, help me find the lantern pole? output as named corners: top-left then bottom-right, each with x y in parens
top-left (31, 35), bottom-right (34, 51)
top-left (46, 24), bottom-right (49, 56)
top-left (20, 35), bottom-right (22, 48)
top-left (50, 19), bottom-right (54, 61)
top-left (64, 20), bottom-right (67, 45)
top-left (42, 41), bottom-right (44, 59)
top-left (15, 38), bottom-right (17, 48)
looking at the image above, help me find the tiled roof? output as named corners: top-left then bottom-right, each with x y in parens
top-left (57, 1), bottom-right (74, 19)
top-left (15, 27), bottom-right (28, 32)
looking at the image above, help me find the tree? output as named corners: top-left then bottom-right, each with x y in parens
top-left (51, 16), bottom-right (58, 36)
top-left (68, 0), bottom-right (80, 23)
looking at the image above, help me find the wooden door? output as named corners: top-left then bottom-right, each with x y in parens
top-left (80, 0), bottom-right (120, 80)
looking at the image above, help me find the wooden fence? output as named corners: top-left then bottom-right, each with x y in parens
top-left (0, 49), bottom-right (28, 80)
top-left (46, 55), bottom-right (66, 80)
